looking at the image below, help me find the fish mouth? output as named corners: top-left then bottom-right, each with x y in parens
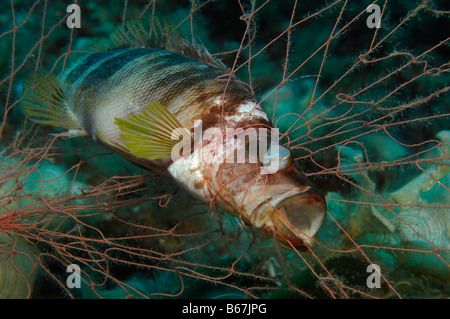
top-left (251, 187), bottom-right (326, 251)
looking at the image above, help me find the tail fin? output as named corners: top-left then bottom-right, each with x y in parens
top-left (22, 71), bottom-right (84, 132)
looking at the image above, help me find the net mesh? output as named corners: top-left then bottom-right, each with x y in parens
top-left (0, 0), bottom-right (449, 298)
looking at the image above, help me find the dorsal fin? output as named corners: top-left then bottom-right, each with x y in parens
top-left (91, 15), bottom-right (228, 73)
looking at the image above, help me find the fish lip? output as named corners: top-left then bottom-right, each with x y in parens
top-left (250, 187), bottom-right (326, 251)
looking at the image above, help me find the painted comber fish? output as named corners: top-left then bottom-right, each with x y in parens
top-left (22, 16), bottom-right (326, 251)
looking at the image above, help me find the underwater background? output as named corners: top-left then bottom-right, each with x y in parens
top-left (0, 0), bottom-right (448, 298)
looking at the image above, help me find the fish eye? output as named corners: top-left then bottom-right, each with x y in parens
top-left (263, 145), bottom-right (293, 170)
top-left (278, 147), bottom-right (293, 169)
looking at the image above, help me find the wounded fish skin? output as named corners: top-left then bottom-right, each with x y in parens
top-left (22, 18), bottom-right (327, 251)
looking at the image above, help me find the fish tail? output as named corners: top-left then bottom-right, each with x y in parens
top-left (22, 71), bottom-right (84, 134)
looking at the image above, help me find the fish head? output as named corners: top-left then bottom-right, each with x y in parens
top-left (240, 145), bottom-right (327, 251)
top-left (201, 128), bottom-right (327, 251)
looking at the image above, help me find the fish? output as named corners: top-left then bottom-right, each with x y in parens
top-left (21, 16), bottom-right (326, 251)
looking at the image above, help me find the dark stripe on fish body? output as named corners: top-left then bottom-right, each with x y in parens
top-left (159, 72), bottom-right (222, 106)
top-left (64, 50), bottom-right (123, 86)
top-left (92, 52), bottom-right (198, 95)
top-left (146, 57), bottom-right (190, 75)
top-left (78, 48), bottom-right (152, 92)
top-left (151, 61), bottom-right (222, 91)
top-left (101, 50), bottom-right (180, 85)
top-left (137, 52), bottom-right (207, 83)
top-left (136, 55), bottom-right (192, 80)
top-left (148, 50), bottom-right (198, 66)
top-left (150, 66), bottom-right (214, 102)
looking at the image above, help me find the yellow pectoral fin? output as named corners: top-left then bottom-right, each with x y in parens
top-left (115, 102), bottom-right (190, 160)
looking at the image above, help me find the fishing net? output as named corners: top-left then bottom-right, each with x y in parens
top-left (0, 0), bottom-right (448, 299)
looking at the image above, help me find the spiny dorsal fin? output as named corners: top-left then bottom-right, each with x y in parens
top-left (22, 71), bottom-right (83, 131)
top-left (91, 15), bottom-right (228, 73)
top-left (115, 102), bottom-right (190, 160)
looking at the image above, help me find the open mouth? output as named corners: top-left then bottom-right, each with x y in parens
top-left (251, 187), bottom-right (326, 251)
top-left (272, 190), bottom-right (326, 250)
